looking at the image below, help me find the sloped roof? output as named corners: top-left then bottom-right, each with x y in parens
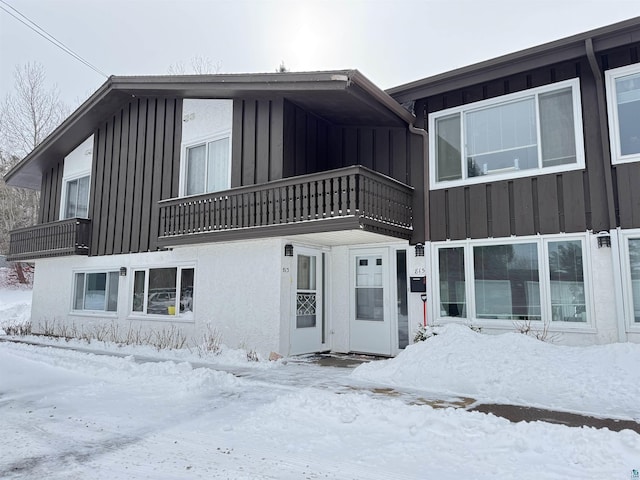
top-left (5, 70), bottom-right (415, 189)
top-left (388, 16), bottom-right (640, 102)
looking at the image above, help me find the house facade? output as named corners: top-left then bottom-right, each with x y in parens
top-left (7, 17), bottom-right (640, 355)
top-left (5, 71), bottom-right (428, 357)
top-left (388, 16), bottom-right (640, 345)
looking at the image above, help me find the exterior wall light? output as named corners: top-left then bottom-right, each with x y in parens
top-left (415, 243), bottom-right (425, 257)
top-left (119, 267), bottom-right (127, 276)
top-left (596, 231), bottom-right (611, 248)
top-left (284, 244), bottom-right (294, 257)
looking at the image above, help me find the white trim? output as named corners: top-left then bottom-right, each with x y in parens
top-left (70, 269), bottom-right (120, 313)
top-left (605, 62), bottom-right (640, 165)
top-left (59, 172), bottom-right (91, 220)
top-left (428, 78), bottom-right (585, 190)
top-left (610, 228), bottom-right (628, 341)
top-left (618, 229), bottom-right (640, 333)
top-left (179, 130), bottom-right (232, 197)
top-left (128, 263), bottom-right (196, 321)
top-left (430, 233), bottom-right (594, 331)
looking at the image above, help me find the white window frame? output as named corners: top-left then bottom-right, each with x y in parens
top-left (428, 78), bottom-right (586, 190)
top-left (431, 234), bottom-right (594, 331)
top-left (619, 230), bottom-right (640, 332)
top-left (129, 264), bottom-right (195, 320)
top-left (71, 269), bottom-right (119, 314)
top-left (180, 131), bottom-right (232, 197)
top-left (605, 62), bottom-right (640, 164)
top-left (60, 172), bottom-right (91, 220)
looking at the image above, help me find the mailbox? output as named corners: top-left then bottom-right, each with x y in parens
top-left (410, 276), bottom-right (426, 293)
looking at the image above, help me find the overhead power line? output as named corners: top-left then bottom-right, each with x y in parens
top-left (0, 0), bottom-right (108, 79)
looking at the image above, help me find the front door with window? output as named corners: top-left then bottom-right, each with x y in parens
top-left (290, 248), bottom-right (323, 355)
top-left (350, 250), bottom-right (392, 355)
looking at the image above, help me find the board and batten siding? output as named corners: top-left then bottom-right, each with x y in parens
top-left (37, 94), bottom-right (421, 254)
top-left (38, 160), bottom-right (64, 224)
top-left (231, 98), bottom-right (286, 187)
top-left (420, 57), bottom-right (612, 241)
top-left (89, 97), bottom-right (183, 255)
top-left (282, 100), bottom-right (411, 185)
top-left (603, 42), bottom-right (640, 230)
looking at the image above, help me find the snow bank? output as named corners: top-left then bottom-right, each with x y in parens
top-left (0, 287), bottom-right (32, 334)
top-left (352, 324), bottom-right (640, 420)
top-left (237, 388), bottom-right (640, 480)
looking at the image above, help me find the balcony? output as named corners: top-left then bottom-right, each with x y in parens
top-left (7, 218), bottom-right (91, 262)
top-left (157, 166), bottom-right (413, 247)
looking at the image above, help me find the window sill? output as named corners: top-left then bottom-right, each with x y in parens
top-left (127, 313), bottom-right (195, 324)
top-left (435, 317), bottom-right (597, 334)
top-left (612, 155), bottom-right (640, 166)
top-left (430, 162), bottom-right (585, 190)
top-left (69, 311), bottom-right (118, 318)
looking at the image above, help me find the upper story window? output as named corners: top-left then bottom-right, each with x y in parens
top-left (429, 78), bottom-right (585, 189)
top-left (185, 136), bottom-right (230, 195)
top-left (181, 99), bottom-right (232, 196)
top-left (60, 135), bottom-right (93, 219)
top-left (64, 175), bottom-right (90, 218)
top-left (605, 62), bottom-right (640, 164)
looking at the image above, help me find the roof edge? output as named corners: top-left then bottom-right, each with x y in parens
top-left (4, 76), bottom-right (116, 187)
top-left (387, 15), bottom-right (640, 100)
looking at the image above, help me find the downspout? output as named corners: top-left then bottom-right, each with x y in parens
top-left (585, 37), bottom-right (627, 341)
top-left (408, 123), bottom-right (430, 242)
top-left (408, 121), bottom-right (431, 337)
top-left (585, 37), bottom-right (616, 228)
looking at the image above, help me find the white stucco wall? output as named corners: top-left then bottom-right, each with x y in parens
top-left (181, 99), bottom-right (232, 145)
top-left (62, 135), bottom-right (93, 178)
top-left (424, 232), bottom-right (623, 346)
top-left (328, 246), bottom-right (350, 353)
top-left (30, 238), bottom-right (284, 357)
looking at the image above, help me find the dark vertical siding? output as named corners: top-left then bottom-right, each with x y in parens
top-left (425, 58), bottom-right (601, 241)
top-left (38, 160), bottom-right (63, 223)
top-left (281, 100), bottom-right (411, 183)
top-left (89, 97), bottom-right (182, 255)
top-left (603, 43), bottom-right (640, 230)
top-left (121, 100), bottom-right (139, 253)
top-left (233, 99), bottom-right (286, 186)
top-left (615, 163), bottom-right (640, 228)
top-left (429, 175), bottom-right (595, 241)
top-left (423, 41), bottom-right (640, 240)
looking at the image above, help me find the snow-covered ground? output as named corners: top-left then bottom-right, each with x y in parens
top-left (0, 287), bottom-right (32, 335)
top-left (1, 291), bottom-right (639, 479)
top-left (353, 323), bottom-right (640, 420)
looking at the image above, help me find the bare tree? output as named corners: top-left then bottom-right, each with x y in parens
top-left (0, 62), bottom-right (68, 161)
top-left (167, 55), bottom-right (221, 75)
top-left (0, 62), bottom-right (68, 259)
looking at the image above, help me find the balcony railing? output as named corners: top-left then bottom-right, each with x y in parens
top-left (158, 166), bottom-right (413, 246)
top-left (7, 218), bottom-right (91, 261)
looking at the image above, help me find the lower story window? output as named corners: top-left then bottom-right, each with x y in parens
top-left (627, 238), bottom-right (640, 323)
top-left (132, 266), bottom-right (194, 316)
top-left (436, 238), bottom-right (588, 324)
top-left (73, 272), bottom-right (119, 311)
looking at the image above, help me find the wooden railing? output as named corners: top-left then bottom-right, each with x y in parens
top-left (7, 218), bottom-right (91, 261)
top-left (158, 166), bottom-right (413, 242)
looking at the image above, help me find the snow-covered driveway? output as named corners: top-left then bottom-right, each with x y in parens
top-left (1, 340), bottom-right (638, 479)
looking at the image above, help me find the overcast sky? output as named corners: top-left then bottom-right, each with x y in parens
top-left (2, 0), bottom-right (640, 108)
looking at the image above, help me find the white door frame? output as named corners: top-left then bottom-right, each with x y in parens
top-left (349, 247), bottom-right (394, 356)
top-left (289, 246), bottom-right (325, 355)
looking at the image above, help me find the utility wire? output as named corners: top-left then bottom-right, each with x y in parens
top-left (0, 0), bottom-right (108, 79)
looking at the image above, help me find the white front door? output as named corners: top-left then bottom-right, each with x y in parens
top-left (350, 249), bottom-right (392, 355)
top-left (290, 248), bottom-right (323, 355)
